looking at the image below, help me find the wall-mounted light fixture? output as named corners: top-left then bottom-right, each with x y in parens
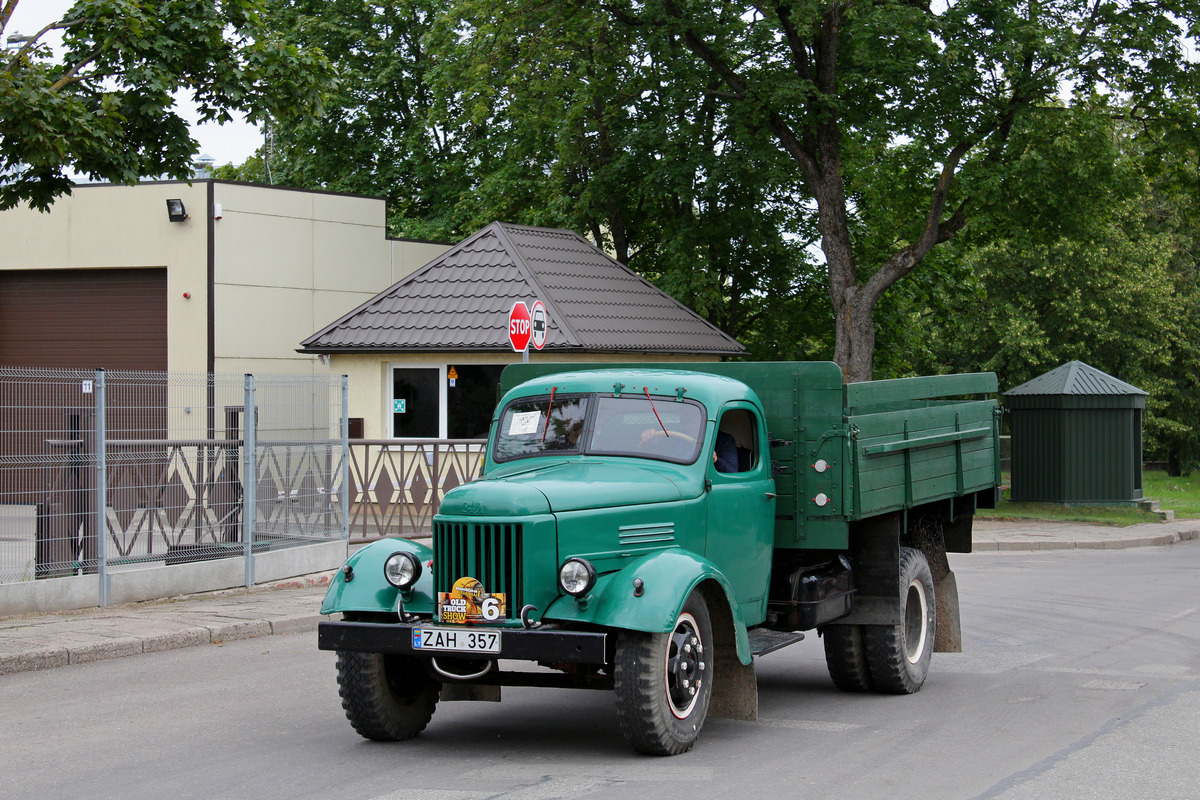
top-left (166, 199), bottom-right (188, 222)
top-left (6, 33), bottom-right (34, 51)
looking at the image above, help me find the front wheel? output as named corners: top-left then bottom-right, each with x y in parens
top-left (614, 591), bottom-right (713, 755)
top-left (864, 546), bottom-right (936, 694)
top-left (336, 651), bottom-right (440, 741)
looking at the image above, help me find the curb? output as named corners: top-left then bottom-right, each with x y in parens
top-left (0, 612), bottom-right (323, 676)
top-left (971, 529), bottom-right (1199, 552)
top-left (0, 573), bottom-right (333, 677)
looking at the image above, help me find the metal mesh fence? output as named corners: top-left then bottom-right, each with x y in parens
top-left (0, 368), bottom-right (347, 588)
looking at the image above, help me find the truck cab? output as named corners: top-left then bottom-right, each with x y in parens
top-left (441, 368), bottom-right (776, 631)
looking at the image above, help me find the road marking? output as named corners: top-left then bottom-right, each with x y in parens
top-left (1031, 665), bottom-right (1194, 681)
top-left (934, 651), bottom-right (1052, 674)
top-left (460, 764), bottom-right (713, 782)
top-left (372, 792), bottom-right (489, 800)
top-left (384, 766), bottom-right (714, 800)
top-left (750, 718), bottom-right (866, 732)
top-left (1080, 679), bottom-right (1146, 691)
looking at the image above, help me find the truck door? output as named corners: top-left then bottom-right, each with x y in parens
top-left (705, 404), bottom-right (775, 627)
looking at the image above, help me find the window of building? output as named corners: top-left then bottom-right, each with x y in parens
top-left (448, 364), bottom-right (505, 439)
top-left (392, 367), bottom-right (440, 438)
top-left (389, 363), bottom-right (506, 439)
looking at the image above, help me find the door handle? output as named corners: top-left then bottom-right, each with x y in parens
top-left (764, 492), bottom-right (777, 499)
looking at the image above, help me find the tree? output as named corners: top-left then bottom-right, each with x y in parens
top-left (235, 0), bottom-right (465, 240)
top-left (254, 0), bottom-right (816, 344)
top-left (0, 0), bottom-right (334, 211)
top-left (431, 0), bottom-right (817, 339)
top-left (585, 0), bottom-right (1199, 380)
top-left (915, 107), bottom-right (1200, 473)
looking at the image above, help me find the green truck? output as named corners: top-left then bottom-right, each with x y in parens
top-left (318, 362), bottom-right (1000, 755)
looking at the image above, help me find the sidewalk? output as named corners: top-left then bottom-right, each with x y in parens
top-left (3, 518), bottom-right (1199, 677)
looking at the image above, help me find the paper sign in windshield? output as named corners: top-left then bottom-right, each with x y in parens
top-left (508, 410), bottom-right (541, 436)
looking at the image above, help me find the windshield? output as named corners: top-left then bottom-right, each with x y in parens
top-left (589, 395), bottom-right (705, 463)
top-left (493, 392), bottom-right (705, 464)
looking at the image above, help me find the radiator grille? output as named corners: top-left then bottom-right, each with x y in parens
top-left (433, 521), bottom-right (524, 618)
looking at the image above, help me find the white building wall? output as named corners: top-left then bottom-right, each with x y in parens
top-left (211, 183), bottom-right (449, 376)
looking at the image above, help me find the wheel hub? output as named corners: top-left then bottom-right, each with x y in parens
top-left (667, 619), bottom-right (705, 716)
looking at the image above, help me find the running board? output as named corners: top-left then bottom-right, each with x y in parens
top-left (748, 628), bottom-right (806, 657)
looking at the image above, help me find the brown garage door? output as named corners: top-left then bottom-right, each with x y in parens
top-left (0, 269), bottom-right (169, 506)
top-left (0, 268), bottom-right (167, 369)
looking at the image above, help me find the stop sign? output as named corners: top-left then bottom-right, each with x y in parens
top-left (508, 301), bottom-right (532, 352)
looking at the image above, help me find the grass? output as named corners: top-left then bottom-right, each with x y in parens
top-left (976, 469), bottom-right (1200, 526)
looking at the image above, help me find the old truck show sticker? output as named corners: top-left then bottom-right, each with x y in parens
top-left (438, 576), bottom-right (506, 624)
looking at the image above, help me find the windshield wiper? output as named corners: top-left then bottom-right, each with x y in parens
top-left (541, 386), bottom-right (556, 442)
top-left (644, 387), bottom-right (669, 436)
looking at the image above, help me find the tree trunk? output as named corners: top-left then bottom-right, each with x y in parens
top-left (835, 287), bottom-right (877, 383)
top-left (813, 167), bottom-right (876, 384)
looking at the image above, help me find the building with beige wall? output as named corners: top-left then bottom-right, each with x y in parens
top-left (301, 221), bottom-right (746, 440)
top-left (0, 180), bottom-right (449, 376)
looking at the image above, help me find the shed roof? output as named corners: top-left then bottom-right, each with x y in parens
top-left (1004, 361), bottom-right (1147, 397)
top-left (300, 221), bottom-right (745, 355)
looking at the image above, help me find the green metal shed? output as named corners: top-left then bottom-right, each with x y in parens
top-left (1004, 361), bottom-right (1146, 505)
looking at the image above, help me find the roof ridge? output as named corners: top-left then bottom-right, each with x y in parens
top-left (491, 222), bottom-right (583, 347)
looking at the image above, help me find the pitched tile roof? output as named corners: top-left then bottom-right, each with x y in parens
top-left (1004, 360), bottom-right (1147, 396)
top-left (300, 222), bottom-right (745, 355)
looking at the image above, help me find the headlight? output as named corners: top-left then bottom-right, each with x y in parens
top-left (558, 557), bottom-right (596, 597)
top-left (384, 551), bottom-right (422, 589)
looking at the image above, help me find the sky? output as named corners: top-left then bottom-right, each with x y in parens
top-left (5, 0), bottom-right (265, 167)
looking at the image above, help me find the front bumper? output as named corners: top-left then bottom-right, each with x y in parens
top-left (317, 619), bottom-right (610, 665)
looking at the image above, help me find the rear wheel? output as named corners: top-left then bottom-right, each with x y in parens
top-left (864, 546), bottom-right (936, 694)
top-left (614, 591), bottom-right (713, 755)
top-left (336, 651), bottom-right (440, 741)
top-left (821, 624), bottom-right (874, 692)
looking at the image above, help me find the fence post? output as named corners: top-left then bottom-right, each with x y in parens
top-left (341, 375), bottom-right (350, 542)
top-left (242, 373), bottom-right (256, 587)
top-left (95, 368), bottom-right (109, 606)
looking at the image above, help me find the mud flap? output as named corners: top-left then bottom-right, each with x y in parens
top-left (933, 569), bottom-right (962, 653)
top-left (708, 641), bottom-right (758, 721)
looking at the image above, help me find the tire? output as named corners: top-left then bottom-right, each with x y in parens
top-left (821, 624), bottom-right (874, 692)
top-left (864, 546), bottom-right (936, 694)
top-left (614, 591), bottom-right (714, 755)
top-left (335, 651), bottom-right (440, 741)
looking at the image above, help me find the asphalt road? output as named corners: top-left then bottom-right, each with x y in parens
top-left (2, 542), bottom-right (1198, 800)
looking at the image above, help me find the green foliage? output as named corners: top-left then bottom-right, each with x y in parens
top-left (208, 1), bottom-right (1200, 417)
top-left (0, 0), bottom-right (334, 211)
top-left (256, 0), bottom-right (814, 345)
top-left (252, 0), bottom-right (463, 236)
top-left (913, 108), bottom-right (1200, 474)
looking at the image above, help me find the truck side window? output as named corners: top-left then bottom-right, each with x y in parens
top-left (716, 409), bottom-right (758, 473)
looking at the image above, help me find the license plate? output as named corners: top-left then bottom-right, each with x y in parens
top-left (411, 627), bottom-right (501, 654)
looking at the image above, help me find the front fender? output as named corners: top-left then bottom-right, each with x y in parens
top-left (320, 538), bottom-right (435, 616)
top-left (543, 548), bottom-right (752, 664)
